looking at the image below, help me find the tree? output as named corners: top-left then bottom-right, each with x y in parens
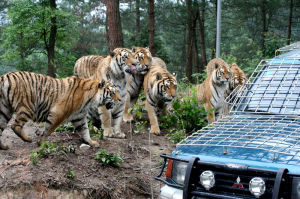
top-left (197, 0), bottom-right (207, 67)
top-left (287, 0), bottom-right (293, 45)
top-left (148, 0), bottom-right (155, 56)
top-left (1, 0), bottom-right (76, 76)
top-left (106, 0), bottom-right (123, 52)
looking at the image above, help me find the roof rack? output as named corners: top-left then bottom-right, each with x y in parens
top-left (275, 41), bottom-right (300, 56)
top-left (226, 57), bottom-right (300, 115)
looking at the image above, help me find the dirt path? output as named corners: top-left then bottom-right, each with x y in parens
top-left (0, 119), bottom-right (175, 199)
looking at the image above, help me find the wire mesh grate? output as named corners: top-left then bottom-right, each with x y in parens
top-left (275, 42), bottom-right (300, 56)
top-left (227, 58), bottom-right (300, 115)
top-left (178, 115), bottom-right (300, 159)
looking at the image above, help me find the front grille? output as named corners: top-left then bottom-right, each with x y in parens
top-left (185, 158), bottom-right (292, 199)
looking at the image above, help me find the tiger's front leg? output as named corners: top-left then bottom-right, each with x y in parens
top-left (123, 93), bottom-right (133, 122)
top-left (0, 130), bottom-right (8, 150)
top-left (72, 117), bottom-right (99, 147)
top-left (99, 106), bottom-right (114, 138)
top-left (112, 104), bottom-right (126, 138)
top-left (145, 100), bottom-right (160, 135)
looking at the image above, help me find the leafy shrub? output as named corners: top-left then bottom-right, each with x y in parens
top-left (134, 120), bottom-right (148, 134)
top-left (30, 142), bottom-right (75, 165)
top-left (160, 85), bottom-right (208, 143)
top-left (88, 119), bottom-right (103, 139)
top-left (95, 149), bottom-right (124, 167)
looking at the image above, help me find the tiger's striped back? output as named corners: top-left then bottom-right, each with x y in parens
top-left (74, 55), bottom-right (104, 78)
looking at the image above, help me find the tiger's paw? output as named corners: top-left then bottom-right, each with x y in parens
top-left (18, 133), bottom-right (33, 143)
top-left (150, 126), bottom-right (161, 135)
top-left (103, 128), bottom-right (114, 138)
top-left (114, 130), bottom-right (126, 139)
top-left (89, 139), bottom-right (99, 147)
top-left (123, 113), bottom-right (133, 123)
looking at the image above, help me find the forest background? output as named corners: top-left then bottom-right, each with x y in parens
top-left (0, 0), bottom-right (299, 82)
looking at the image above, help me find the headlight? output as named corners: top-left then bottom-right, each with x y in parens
top-left (249, 177), bottom-right (266, 198)
top-left (199, 170), bottom-right (215, 191)
top-left (171, 161), bottom-right (188, 185)
top-left (292, 177), bottom-right (300, 199)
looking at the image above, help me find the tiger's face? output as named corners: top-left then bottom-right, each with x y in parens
top-left (156, 73), bottom-right (177, 103)
top-left (132, 47), bottom-right (152, 75)
top-left (214, 64), bottom-right (232, 84)
top-left (97, 80), bottom-right (121, 109)
top-left (113, 48), bottom-right (138, 74)
top-left (230, 64), bottom-right (247, 91)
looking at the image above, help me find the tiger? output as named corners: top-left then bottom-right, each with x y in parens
top-left (123, 46), bottom-right (168, 122)
top-left (74, 55), bottom-right (104, 78)
top-left (224, 63), bottom-right (248, 113)
top-left (191, 60), bottom-right (232, 123)
top-left (0, 71), bottom-right (120, 150)
top-left (206, 58), bottom-right (230, 77)
top-left (143, 65), bottom-right (177, 135)
top-left (74, 48), bottom-right (138, 138)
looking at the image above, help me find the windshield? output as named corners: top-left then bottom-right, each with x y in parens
top-left (234, 58), bottom-right (300, 115)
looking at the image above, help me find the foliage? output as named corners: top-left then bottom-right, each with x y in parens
top-left (66, 170), bottom-right (75, 179)
top-left (30, 142), bottom-right (75, 165)
top-left (88, 119), bottom-right (103, 139)
top-left (134, 121), bottom-right (148, 134)
top-left (94, 149), bottom-right (124, 167)
top-left (160, 83), bottom-right (208, 144)
top-left (55, 122), bottom-right (75, 132)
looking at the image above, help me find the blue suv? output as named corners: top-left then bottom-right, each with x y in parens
top-left (156, 47), bottom-right (300, 199)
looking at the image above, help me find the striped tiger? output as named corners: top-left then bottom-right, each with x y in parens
top-left (144, 65), bottom-right (177, 135)
top-left (123, 47), bottom-right (168, 122)
top-left (206, 58), bottom-right (230, 77)
top-left (0, 71), bottom-right (120, 150)
top-left (224, 63), bottom-right (248, 113)
top-left (74, 48), bottom-right (138, 138)
top-left (192, 60), bottom-right (232, 123)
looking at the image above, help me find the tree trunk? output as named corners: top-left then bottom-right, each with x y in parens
top-left (185, 0), bottom-right (195, 82)
top-left (193, 35), bottom-right (200, 74)
top-left (148, 0), bottom-right (155, 56)
top-left (136, 0), bottom-right (140, 44)
top-left (260, 0), bottom-right (266, 57)
top-left (106, 0), bottom-right (123, 52)
top-left (211, 0), bottom-right (217, 59)
top-left (197, 0), bottom-right (207, 68)
top-left (287, 0), bottom-right (293, 45)
top-left (47, 0), bottom-right (57, 77)
top-left (181, 25), bottom-right (187, 76)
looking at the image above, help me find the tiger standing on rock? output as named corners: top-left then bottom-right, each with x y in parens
top-left (123, 46), bottom-right (168, 122)
top-left (0, 71), bottom-right (120, 150)
top-left (144, 65), bottom-right (177, 135)
top-left (191, 59), bottom-right (232, 123)
top-left (74, 48), bottom-right (138, 138)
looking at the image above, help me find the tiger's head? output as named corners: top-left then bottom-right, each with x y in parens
top-left (111, 48), bottom-right (139, 74)
top-left (132, 46), bottom-right (152, 75)
top-left (155, 71), bottom-right (177, 103)
top-left (97, 80), bottom-right (121, 110)
top-left (229, 63), bottom-right (247, 91)
top-left (213, 62), bottom-right (232, 85)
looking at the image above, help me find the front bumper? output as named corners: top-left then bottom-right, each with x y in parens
top-left (160, 185), bottom-right (183, 199)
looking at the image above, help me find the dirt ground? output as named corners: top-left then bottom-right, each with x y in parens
top-left (0, 117), bottom-right (175, 199)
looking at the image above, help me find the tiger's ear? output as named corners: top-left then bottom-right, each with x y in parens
top-left (156, 73), bottom-right (162, 80)
top-left (215, 63), bottom-right (219, 69)
top-left (132, 46), bottom-right (137, 53)
top-left (172, 72), bottom-right (177, 78)
top-left (146, 47), bottom-right (149, 50)
top-left (98, 80), bottom-right (106, 89)
top-left (109, 51), bottom-right (115, 57)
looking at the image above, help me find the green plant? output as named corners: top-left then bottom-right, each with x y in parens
top-left (88, 119), bottom-right (103, 139)
top-left (160, 86), bottom-right (208, 134)
top-left (30, 142), bottom-right (74, 165)
top-left (134, 120), bottom-right (148, 134)
top-left (94, 149), bottom-right (124, 167)
top-left (66, 170), bottom-right (75, 179)
top-left (55, 122), bottom-right (75, 132)
top-left (128, 102), bottom-right (146, 120)
top-left (166, 129), bottom-right (187, 144)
